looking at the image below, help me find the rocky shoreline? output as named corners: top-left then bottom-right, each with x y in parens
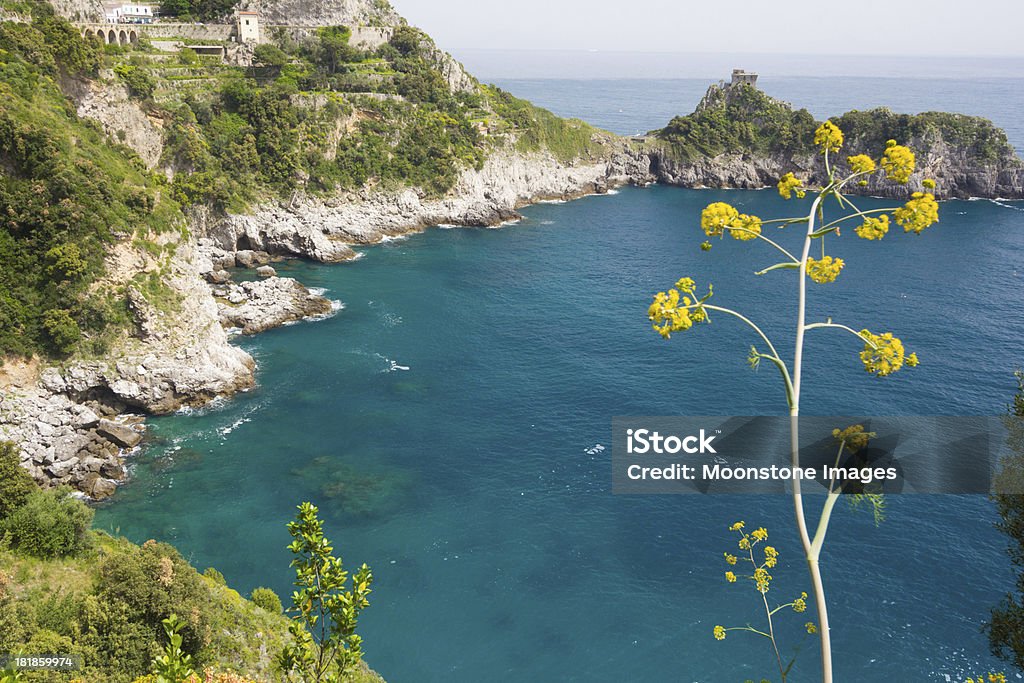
top-left (0, 146), bottom-right (652, 498)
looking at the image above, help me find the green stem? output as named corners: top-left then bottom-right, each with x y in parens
top-left (790, 191), bottom-right (834, 683)
top-left (811, 207), bottom-right (891, 237)
top-left (804, 321), bottom-right (877, 350)
top-left (697, 304), bottom-right (794, 409)
top-left (725, 226), bottom-right (801, 264)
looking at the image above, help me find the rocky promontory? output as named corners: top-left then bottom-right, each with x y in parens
top-left (646, 80), bottom-right (1024, 199)
top-left (217, 277), bottom-right (335, 335)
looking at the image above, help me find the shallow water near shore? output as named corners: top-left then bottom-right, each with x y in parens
top-left (97, 179), bottom-right (1024, 681)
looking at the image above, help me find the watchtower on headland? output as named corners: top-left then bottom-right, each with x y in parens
top-left (731, 69), bottom-right (758, 87)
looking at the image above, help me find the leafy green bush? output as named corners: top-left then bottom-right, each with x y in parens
top-left (202, 567), bottom-right (226, 586)
top-left (0, 442), bottom-right (36, 521)
top-left (2, 488), bottom-right (94, 558)
top-left (113, 63), bottom-right (155, 100)
top-left (657, 83), bottom-right (816, 159)
top-left (158, 0), bottom-right (234, 22)
top-left (42, 307), bottom-right (82, 354)
top-left (86, 539), bottom-right (210, 675)
top-left (253, 43), bottom-right (288, 68)
top-left (249, 587), bottom-right (282, 614)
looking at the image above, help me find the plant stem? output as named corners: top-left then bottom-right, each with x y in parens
top-left (698, 304), bottom-right (794, 408)
top-left (790, 192), bottom-right (834, 683)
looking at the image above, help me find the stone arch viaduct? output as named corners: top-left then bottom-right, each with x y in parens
top-left (78, 24), bottom-right (139, 46)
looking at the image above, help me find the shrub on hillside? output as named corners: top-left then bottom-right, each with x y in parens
top-left (249, 587), bottom-right (281, 614)
top-left (0, 442), bottom-right (36, 521)
top-left (2, 487), bottom-right (93, 557)
top-left (92, 540), bottom-right (211, 667)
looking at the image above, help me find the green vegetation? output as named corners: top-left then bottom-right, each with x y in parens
top-left (278, 502), bottom-right (373, 682)
top-left (0, 5), bottom-right (179, 358)
top-left (2, 487), bottom-right (93, 558)
top-left (833, 108), bottom-right (1014, 163)
top-left (657, 83), bottom-right (816, 160)
top-left (157, 0), bottom-right (235, 23)
top-left (0, 2), bottom-right (609, 362)
top-left (483, 84), bottom-right (604, 162)
top-left (0, 446), bottom-right (381, 682)
top-left (656, 82), bottom-right (1016, 165)
top-left (249, 587), bottom-right (282, 615)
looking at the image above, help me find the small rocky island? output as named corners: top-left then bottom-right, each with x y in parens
top-left (643, 69), bottom-right (1024, 199)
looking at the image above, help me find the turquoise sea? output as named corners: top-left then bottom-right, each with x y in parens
top-left (97, 69), bottom-right (1024, 681)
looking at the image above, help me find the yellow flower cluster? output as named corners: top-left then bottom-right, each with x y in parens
top-left (700, 240), bottom-right (713, 251)
top-left (923, 178), bottom-right (936, 189)
top-left (965, 676), bottom-right (1007, 683)
top-left (701, 202), bottom-right (738, 237)
top-left (754, 567), bottom-right (772, 594)
top-left (806, 255), bottom-right (844, 284)
top-left (832, 424), bottom-right (873, 451)
top-left (725, 571), bottom-right (737, 583)
top-left (732, 213), bottom-right (762, 241)
top-left (777, 172), bottom-right (806, 199)
top-left (729, 521), bottom-right (745, 531)
top-left (814, 121), bottom-right (844, 153)
top-left (763, 545), bottom-right (778, 568)
top-left (847, 154), bottom-right (876, 174)
top-left (881, 140), bottom-right (915, 183)
top-left (859, 329), bottom-right (917, 377)
top-left (713, 625), bottom-right (726, 641)
top-left (805, 622), bottom-right (817, 634)
top-left (648, 278), bottom-right (711, 339)
top-left (724, 552), bottom-right (738, 565)
top-left (854, 214), bottom-right (890, 240)
top-left (893, 192), bottom-right (939, 234)
top-left (793, 592), bottom-right (808, 613)
top-left (751, 527), bottom-right (768, 542)
top-left (700, 202), bottom-right (763, 241)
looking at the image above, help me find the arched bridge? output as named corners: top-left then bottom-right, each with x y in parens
top-left (78, 24), bottom-right (140, 46)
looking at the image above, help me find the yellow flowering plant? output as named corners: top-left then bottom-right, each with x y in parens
top-left (713, 522), bottom-right (815, 683)
top-left (648, 122), bottom-right (940, 683)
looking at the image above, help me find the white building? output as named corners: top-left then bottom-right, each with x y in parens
top-left (104, 3), bottom-right (155, 24)
top-left (236, 10), bottom-right (260, 44)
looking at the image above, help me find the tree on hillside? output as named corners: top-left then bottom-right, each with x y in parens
top-left (278, 502), bottom-right (373, 683)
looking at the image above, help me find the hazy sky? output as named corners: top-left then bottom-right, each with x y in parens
top-left (389, 0), bottom-right (1024, 57)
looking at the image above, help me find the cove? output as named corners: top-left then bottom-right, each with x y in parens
top-left (97, 184), bottom-right (1024, 681)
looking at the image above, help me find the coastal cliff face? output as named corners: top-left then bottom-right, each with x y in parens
top-left (245, 0), bottom-right (400, 26)
top-left (195, 145), bottom-right (653, 259)
top-left (649, 82), bottom-right (1024, 199)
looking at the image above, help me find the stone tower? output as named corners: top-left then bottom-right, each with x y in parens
top-left (730, 69), bottom-right (758, 87)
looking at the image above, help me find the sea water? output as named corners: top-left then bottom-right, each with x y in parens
top-left (97, 72), bottom-right (1024, 681)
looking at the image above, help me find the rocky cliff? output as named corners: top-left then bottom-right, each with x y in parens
top-left (648, 82), bottom-right (1024, 199)
top-left (243, 0), bottom-right (399, 26)
top-left (194, 144), bottom-right (652, 260)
